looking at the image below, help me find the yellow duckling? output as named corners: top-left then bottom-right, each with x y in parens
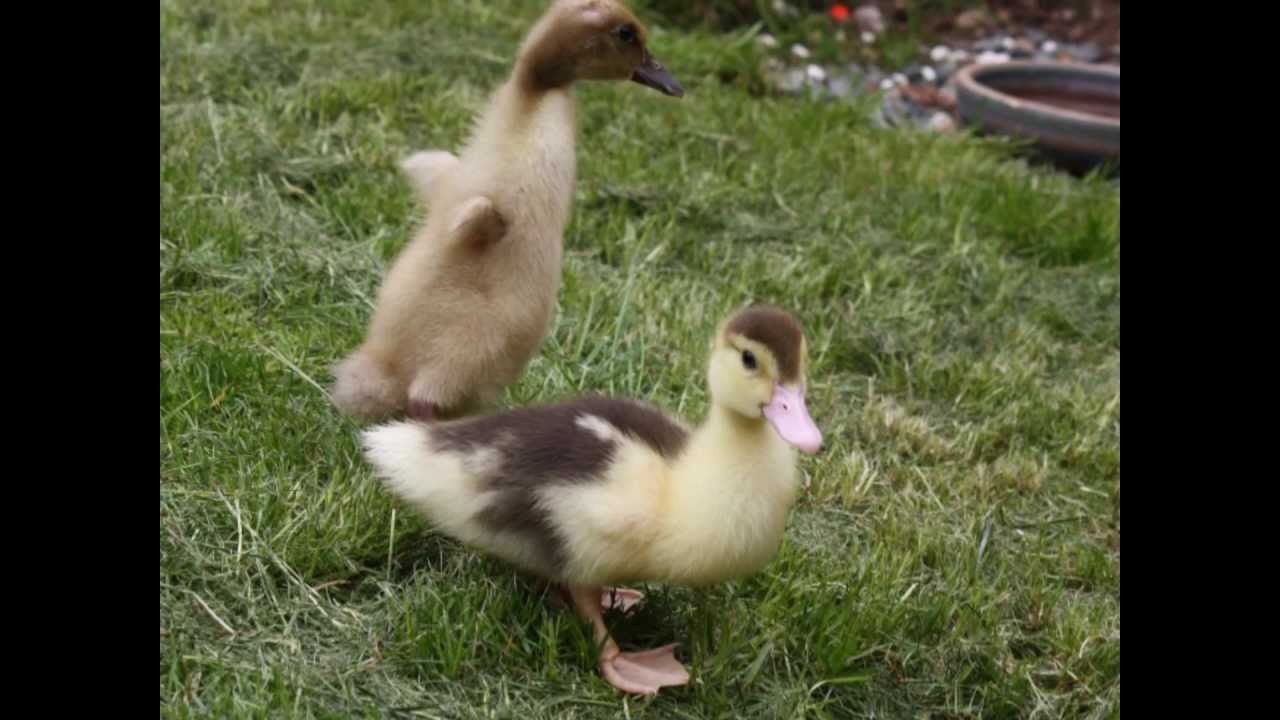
top-left (331, 0), bottom-right (683, 422)
top-left (362, 306), bottom-right (823, 694)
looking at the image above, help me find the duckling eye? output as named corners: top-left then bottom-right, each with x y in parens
top-left (616, 24), bottom-right (637, 44)
top-left (741, 350), bottom-right (757, 370)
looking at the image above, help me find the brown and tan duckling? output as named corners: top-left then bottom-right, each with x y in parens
top-left (361, 306), bottom-right (823, 694)
top-left (331, 0), bottom-right (683, 422)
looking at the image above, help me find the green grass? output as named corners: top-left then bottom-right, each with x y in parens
top-left (160, 1), bottom-right (1120, 717)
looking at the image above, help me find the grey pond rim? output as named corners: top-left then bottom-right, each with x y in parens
top-left (954, 61), bottom-right (1119, 175)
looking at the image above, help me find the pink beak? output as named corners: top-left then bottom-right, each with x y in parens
top-left (762, 384), bottom-right (823, 454)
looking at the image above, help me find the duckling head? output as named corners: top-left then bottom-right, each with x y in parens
top-left (520, 0), bottom-right (684, 97)
top-left (707, 306), bottom-right (823, 454)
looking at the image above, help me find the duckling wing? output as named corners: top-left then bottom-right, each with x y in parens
top-left (447, 196), bottom-right (508, 248)
top-left (384, 397), bottom-right (688, 581)
top-left (400, 150), bottom-right (459, 208)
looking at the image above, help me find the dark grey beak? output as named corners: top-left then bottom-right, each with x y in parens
top-left (631, 52), bottom-right (684, 97)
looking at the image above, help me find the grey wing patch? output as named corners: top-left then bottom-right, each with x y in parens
top-left (569, 397), bottom-right (690, 459)
top-left (431, 402), bottom-right (620, 482)
top-left (430, 403), bottom-right (617, 576)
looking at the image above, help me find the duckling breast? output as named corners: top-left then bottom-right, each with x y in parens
top-left (644, 437), bottom-right (800, 587)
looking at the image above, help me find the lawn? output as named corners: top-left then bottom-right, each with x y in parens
top-left (160, 1), bottom-right (1120, 717)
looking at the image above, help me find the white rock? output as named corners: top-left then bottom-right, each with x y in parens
top-left (930, 45), bottom-right (949, 62)
top-left (976, 51), bottom-right (1011, 65)
top-left (879, 78), bottom-right (896, 91)
top-left (861, 31), bottom-right (876, 44)
top-left (892, 73), bottom-right (908, 86)
top-left (777, 68), bottom-right (807, 93)
top-left (1042, 40), bottom-right (1059, 54)
top-left (806, 64), bottom-right (827, 82)
top-left (927, 112), bottom-right (956, 132)
top-left (854, 5), bottom-right (885, 34)
top-left (922, 66), bottom-right (937, 83)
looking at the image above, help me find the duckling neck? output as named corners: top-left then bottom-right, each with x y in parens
top-left (699, 404), bottom-right (777, 454)
top-left (684, 405), bottom-right (798, 491)
top-left (654, 405), bottom-right (800, 585)
top-left (461, 45), bottom-right (578, 253)
top-left (491, 60), bottom-right (576, 140)
top-left (513, 18), bottom-right (578, 96)
top-left (515, 54), bottom-right (573, 96)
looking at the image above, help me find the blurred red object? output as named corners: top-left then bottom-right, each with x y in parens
top-left (830, 3), bottom-right (850, 22)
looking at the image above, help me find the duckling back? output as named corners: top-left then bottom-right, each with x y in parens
top-left (332, 85), bottom-right (577, 421)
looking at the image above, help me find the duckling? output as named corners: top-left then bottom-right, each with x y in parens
top-left (362, 306), bottom-right (823, 694)
top-left (331, 0), bottom-right (684, 422)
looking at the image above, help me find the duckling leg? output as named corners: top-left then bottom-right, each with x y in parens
top-left (551, 584), bottom-right (641, 614)
top-left (407, 398), bottom-right (436, 421)
top-left (568, 585), bottom-right (689, 695)
top-left (406, 375), bottom-right (442, 421)
top-left (602, 587), bottom-right (645, 613)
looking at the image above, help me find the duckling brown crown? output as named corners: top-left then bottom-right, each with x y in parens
top-left (723, 306), bottom-right (806, 385)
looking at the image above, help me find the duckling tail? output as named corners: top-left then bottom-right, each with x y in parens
top-left (331, 349), bottom-right (403, 421)
top-left (362, 420), bottom-right (434, 501)
top-left (361, 421), bottom-right (465, 522)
